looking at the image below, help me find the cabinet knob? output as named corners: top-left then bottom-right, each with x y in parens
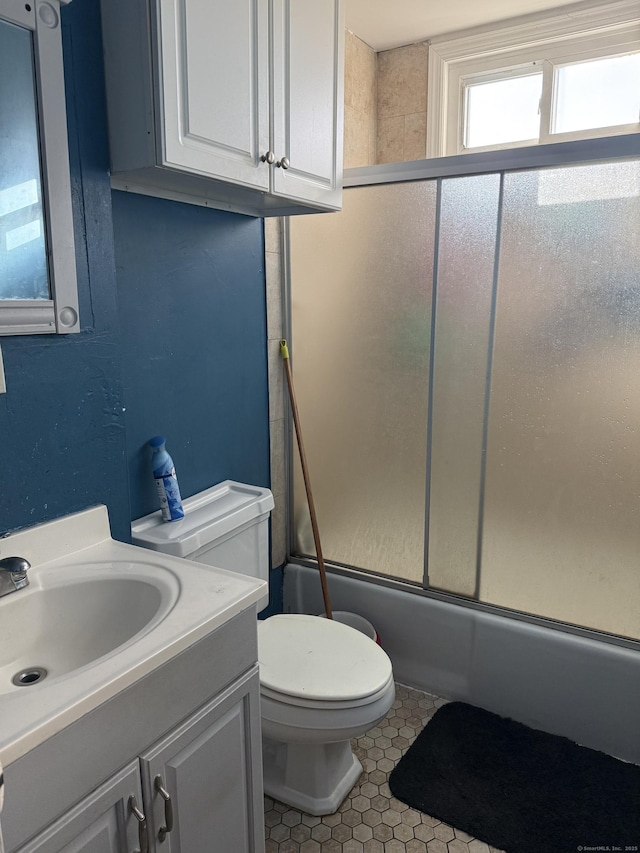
top-left (275, 156), bottom-right (290, 170)
top-left (128, 795), bottom-right (149, 853)
top-left (261, 150), bottom-right (275, 165)
top-left (154, 775), bottom-right (174, 842)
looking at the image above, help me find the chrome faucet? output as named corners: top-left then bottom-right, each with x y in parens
top-left (0, 556), bottom-right (31, 598)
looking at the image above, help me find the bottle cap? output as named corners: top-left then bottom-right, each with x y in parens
top-left (149, 436), bottom-right (166, 448)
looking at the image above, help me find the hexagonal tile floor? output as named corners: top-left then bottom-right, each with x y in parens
top-left (264, 684), bottom-right (505, 853)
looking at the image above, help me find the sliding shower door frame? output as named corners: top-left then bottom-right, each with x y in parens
top-left (342, 133), bottom-right (640, 187)
top-left (283, 131), bottom-right (640, 652)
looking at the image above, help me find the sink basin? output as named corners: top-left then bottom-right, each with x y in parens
top-left (0, 563), bottom-right (178, 693)
top-left (0, 504), bottom-right (267, 767)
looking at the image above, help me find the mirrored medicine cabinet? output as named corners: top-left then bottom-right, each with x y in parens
top-left (0, 0), bottom-right (78, 335)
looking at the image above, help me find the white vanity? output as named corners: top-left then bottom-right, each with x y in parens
top-left (0, 507), bottom-right (266, 853)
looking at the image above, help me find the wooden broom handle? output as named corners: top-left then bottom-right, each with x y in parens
top-left (280, 340), bottom-right (333, 619)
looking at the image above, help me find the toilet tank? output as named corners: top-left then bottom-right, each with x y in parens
top-left (131, 481), bottom-right (274, 609)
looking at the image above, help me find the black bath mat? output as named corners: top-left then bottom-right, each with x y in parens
top-left (389, 701), bottom-right (640, 853)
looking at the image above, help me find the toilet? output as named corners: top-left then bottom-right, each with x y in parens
top-left (131, 481), bottom-right (395, 815)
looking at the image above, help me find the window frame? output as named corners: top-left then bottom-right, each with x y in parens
top-left (461, 63), bottom-right (544, 152)
top-left (0, 0), bottom-right (79, 335)
top-left (548, 49), bottom-right (640, 138)
top-left (427, 0), bottom-right (640, 158)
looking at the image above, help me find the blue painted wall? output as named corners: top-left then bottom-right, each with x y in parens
top-left (0, 0), bottom-right (270, 553)
top-left (112, 191), bottom-right (269, 520)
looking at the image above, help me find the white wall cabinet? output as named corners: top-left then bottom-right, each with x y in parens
top-left (16, 669), bottom-right (263, 853)
top-left (101, 0), bottom-right (344, 217)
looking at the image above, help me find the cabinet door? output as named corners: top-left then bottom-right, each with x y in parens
top-left (155, 0), bottom-right (271, 190)
top-left (271, 0), bottom-right (344, 209)
top-left (140, 667), bottom-right (264, 853)
top-left (16, 763), bottom-right (144, 853)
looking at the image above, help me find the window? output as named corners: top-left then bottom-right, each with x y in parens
top-left (427, 1), bottom-right (640, 157)
top-left (464, 69), bottom-right (543, 149)
top-left (0, 0), bottom-right (78, 335)
top-left (553, 53), bottom-right (640, 134)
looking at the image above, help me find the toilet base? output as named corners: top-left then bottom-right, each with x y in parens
top-left (262, 735), bottom-right (362, 815)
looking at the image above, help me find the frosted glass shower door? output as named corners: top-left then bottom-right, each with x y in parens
top-left (427, 174), bottom-right (501, 596)
top-left (290, 182), bottom-right (437, 582)
top-left (289, 155), bottom-right (640, 641)
top-left (481, 161), bottom-right (640, 639)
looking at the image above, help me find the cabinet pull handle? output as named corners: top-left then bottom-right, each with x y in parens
top-left (154, 775), bottom-right (174, 841)
top-left (128, 795), bottom-right (149, 853)
top-left (275, 156), bottom-right (290, 170)
top-left (261, 150), bottom-right (275, 164)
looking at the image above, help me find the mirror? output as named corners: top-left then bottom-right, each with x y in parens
top-left (0, 0), bottom-right (78, 336)
top-left (0, 17), bottom-right (50, 301)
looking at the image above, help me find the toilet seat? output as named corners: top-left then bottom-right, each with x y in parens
top-left (260, 675), bottom-right (395, 710)
top-left (258, 614), bottom-right (393, 705)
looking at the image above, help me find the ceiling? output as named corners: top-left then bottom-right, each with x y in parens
top-left (345, 0), bottom-right (580, 51)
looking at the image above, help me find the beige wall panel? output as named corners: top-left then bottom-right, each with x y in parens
top-left (377, 114), bottom-right (405, 164)
top-left (376, 42), bottom-right (428, 163)
top-left (404, 112), bottom-right (427, 161)
top-left (344, 31), bottom-right (377, 168)
top-left (377, 42), bottom-right (428, 119)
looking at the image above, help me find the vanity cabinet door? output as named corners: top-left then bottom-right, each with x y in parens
top-left (15, 763), bottom-right (144, 853)
top-left (140, 666), bottom-right (264, 853)
top-left (270, 0), bottom-right (344, 210)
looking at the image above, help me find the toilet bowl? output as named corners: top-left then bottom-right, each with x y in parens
top-left (131, 481), bottom-right (395, 814)
top-left (259, 613), bottom-right (395, 814)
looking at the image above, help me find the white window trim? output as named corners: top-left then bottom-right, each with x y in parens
top-left (0, 0), bottom-right (79, 335)
top-left (426, 0), bottom-right (640, 158)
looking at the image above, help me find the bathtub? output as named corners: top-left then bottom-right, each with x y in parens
top-left (284, 562), bottom-right (640, 764)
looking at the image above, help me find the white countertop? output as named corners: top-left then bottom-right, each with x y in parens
top-left (0, 506), bottom-right (266, 767)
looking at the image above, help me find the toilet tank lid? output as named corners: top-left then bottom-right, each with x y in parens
top-left (131, 480), bottom-right (274, 558)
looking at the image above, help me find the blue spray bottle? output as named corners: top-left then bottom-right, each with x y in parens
top-left (149, 436), bottom-right (185, 522)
